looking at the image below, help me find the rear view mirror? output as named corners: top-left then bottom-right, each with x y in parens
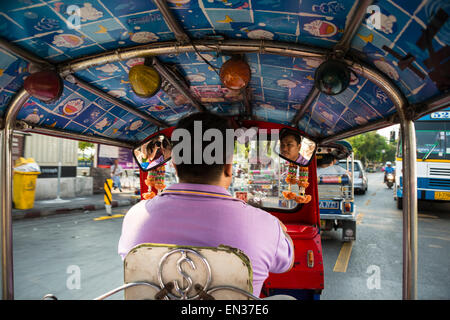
top-left (133, 134), bottom-right (172, 171)
top-left (274, 128), bottom-right (317, 166)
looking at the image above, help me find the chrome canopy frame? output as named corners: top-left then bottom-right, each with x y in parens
top-left (1, 0), bottom-right (449, 301)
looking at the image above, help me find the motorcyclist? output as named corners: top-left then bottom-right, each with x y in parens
top-left (384, 161), bottom-right (395, 182)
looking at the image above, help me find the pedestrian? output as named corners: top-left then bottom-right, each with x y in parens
top-left (111, 159), bottom-right (123, 192)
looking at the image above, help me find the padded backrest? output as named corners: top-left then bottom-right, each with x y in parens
top-left (124, 243), bottom-right (255, 300)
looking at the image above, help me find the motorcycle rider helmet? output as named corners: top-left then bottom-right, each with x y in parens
top-left (386, 161), bottom-right (392, 166)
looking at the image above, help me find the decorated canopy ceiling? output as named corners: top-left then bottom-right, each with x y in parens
top-left (0, 0), bottom-right (448, 144)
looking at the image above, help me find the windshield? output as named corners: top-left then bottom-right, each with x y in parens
top-left (338, 161), bottom-right (361, 172)
top-left (230, 135), bottom-right (301, 211)
top-left (414, 121), bottom-right (449, 161)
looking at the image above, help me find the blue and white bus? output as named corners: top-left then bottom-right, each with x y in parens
top-left (395, 108), bottom-right (450, 209)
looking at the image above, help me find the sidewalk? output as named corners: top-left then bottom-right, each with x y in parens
top-left (12, 189), bottom-right (141, 220)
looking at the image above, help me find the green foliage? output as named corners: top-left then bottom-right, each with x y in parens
top-left (78, 141), bottom-right (94, 151)
top-left (346, 132), bottom-right (397, 165)
top-left (78, 141), bottom-right (95, 161)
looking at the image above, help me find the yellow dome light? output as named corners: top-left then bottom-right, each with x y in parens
top-left (129, 64), bottom-right (161, 98)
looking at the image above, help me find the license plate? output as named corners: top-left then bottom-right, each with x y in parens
top-left (435, 191), bottom-right (450, 200)
top-left (319, 200), bottom-right (340, 209)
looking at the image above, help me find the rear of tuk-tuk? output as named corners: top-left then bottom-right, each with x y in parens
top-left (316, 141), bottom-right (357, 242)
top-left (0, 0), bottom-right (448, 301)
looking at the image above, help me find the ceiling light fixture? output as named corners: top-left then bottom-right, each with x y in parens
top-left (314, 59), bottom-right (350, 95)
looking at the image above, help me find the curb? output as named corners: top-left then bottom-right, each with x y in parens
top-left (12, 198), bottom-right (140, 221)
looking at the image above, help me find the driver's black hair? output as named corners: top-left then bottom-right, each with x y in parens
top-left (280, 129), bottom-right (301, 145)
top-left (173, 112), bottom-right (233, 184)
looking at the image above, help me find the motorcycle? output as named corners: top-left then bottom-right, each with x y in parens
top-left (386, 173), bottom-right (395, 189)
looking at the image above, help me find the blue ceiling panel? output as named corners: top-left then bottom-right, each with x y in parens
top-left (0, 0), bottom-right (447, 143)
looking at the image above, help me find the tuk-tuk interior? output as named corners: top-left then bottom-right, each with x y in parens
top-left (0, 0), bottom-right (449, 300)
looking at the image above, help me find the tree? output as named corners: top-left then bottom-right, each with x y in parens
top-left (78, 141), bottom-right (94, 152)
top-left (346, 132), bottom-right (395, 166)
top-left (78, 141), bottom-right (95, 162)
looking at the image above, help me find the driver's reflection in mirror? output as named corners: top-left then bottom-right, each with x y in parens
top-left (280, 131), bottom-right (310, 165)
top-left (134, 136), bottom-right (172, 170)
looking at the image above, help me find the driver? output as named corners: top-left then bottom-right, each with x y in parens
top-left (280, 131), bottom-right (309, 165)
top-left (146, 137), bottom-right (171, 168)
top-left (118, 112), bottom-right (294, 297)
top-left (384, 161), bottom-right (395, 182)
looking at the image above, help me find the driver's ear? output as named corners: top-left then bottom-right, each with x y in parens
top-left (224, 163), bottom-right (233, 178)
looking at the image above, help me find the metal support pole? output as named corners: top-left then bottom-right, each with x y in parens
top-left (347, 57), bottom-right (417, 300)
top-left (1, 89), bottom-right (30, 300)
top-left (56, 138), bottom-right (62, 201)
top-left (152, 57), bottom-right (207, 112)
top-left (400, 119), bottom-right (418, 300)
top-left (153, 0), bottom-right (190, 44)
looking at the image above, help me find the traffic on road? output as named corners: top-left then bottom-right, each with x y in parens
top-left (11, 172), bottom-right (449, 300)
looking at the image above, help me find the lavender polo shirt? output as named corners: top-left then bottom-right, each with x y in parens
top-left (118, 183), bottom-right (294, 296)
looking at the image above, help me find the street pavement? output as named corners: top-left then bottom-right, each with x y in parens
top-left (320, 172), bottom-right (450, 300)
top-left (10, 172), bottom-right (450, 300)
top-left (12, 189), bottom-right (140, 220)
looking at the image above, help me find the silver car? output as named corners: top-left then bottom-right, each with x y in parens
top-left (338, 159), bottom-right (368, 194)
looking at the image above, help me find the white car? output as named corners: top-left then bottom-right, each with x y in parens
top-left (338, 159), bottom-right (368, 194)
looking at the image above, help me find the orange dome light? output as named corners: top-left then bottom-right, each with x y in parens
top-left (220, 56), bottom-right (251, 90)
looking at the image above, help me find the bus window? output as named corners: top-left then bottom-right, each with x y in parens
top-left (415, 122), bottom-right (449, 160)
top-left (396, 121), bottom-right (450, 160)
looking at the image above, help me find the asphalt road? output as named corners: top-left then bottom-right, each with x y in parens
top-left (11, 172), bottom-right (450, 300)
top-left (320, 172), bottom-right (450, 300)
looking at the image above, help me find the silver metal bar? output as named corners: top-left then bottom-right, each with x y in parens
top-left (152, 57), bottom-right (207, 112)
top-left (344, 58), bottom-right (417, 299)
top-left (0, 37), bottom-right (53, 69)
top-left (351, 151), bottom-right (354, 202)
top-left (15, 123), bottom-right (133, 149)
top-left (291, 87), bottom-right (320, 126)
top-left (319, 117), bottom-right (396, 144)
top-left (412, 91), bottom-right (450, 120)
top-left (400, 119), bottom-right (418, 300)
top-left (57, 40), bottom-right (328, 76)
top-left (153, 0), bottom-right (190, 44)
top-left (347, 60), bottom-right (406, 110)
top-left (334, 0), bottom-right (373, 54)
top-left (68, 75), bottom-right (169, 128)
top-left (1, 88), bottom-right (30, 300)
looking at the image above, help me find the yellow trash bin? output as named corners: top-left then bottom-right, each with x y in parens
top-left (13, 157), bottom-right (40, 210)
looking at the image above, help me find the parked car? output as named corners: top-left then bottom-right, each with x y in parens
top-left (338, 160), bottom-right (368, 194)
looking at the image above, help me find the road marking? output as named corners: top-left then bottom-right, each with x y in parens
top-left (418, 213), bottom-right (439, 219)
top-left (365, 199), bottom-right (371, 206)
top-left (356, 213), bottom-right (364, 225)
top-left (428, 244), bottom-right (442, 249)
top-left (421, 235), bottom-right (450, 242)
top-left (93, 214), bottom-right (124, 221)
top-left (333, 241), bottom-right (353, 273)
